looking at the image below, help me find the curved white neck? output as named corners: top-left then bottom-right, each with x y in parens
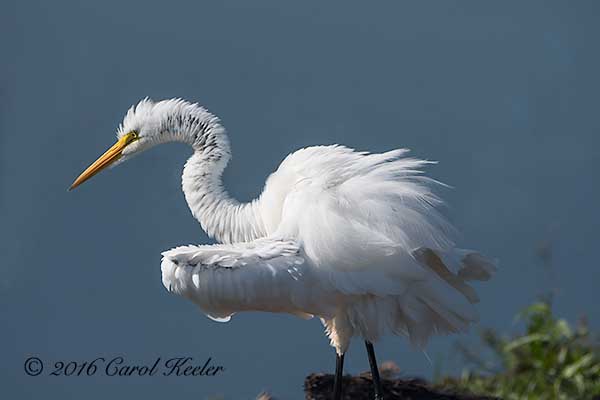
top-left (180, 123), bottom-right (267, 244)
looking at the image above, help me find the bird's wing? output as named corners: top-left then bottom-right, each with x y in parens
top-left (161, 238), bottom-right (321, 322)
top-left (265, 146), bottom-right (496, 335)
top-left (272, 146), bottom-right (454, 273)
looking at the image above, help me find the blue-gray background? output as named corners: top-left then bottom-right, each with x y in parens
top-left (1, 1), bottom-right (599, 399)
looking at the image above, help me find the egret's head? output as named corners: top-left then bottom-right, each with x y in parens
top-left (68, 99), bottom-right (160, 190)
top-left (69, 98), bottom-right (219, 190)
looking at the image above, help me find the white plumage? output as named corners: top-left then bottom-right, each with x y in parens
top-left (73, 97), bottom-right (496, 361)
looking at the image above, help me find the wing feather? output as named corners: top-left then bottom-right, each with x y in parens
top-left (161, 238), bottom-right (322, 321)
top-left (263, 146), bottom-right (496, 344)
top-left (274, 146), bottom-right (455, 285)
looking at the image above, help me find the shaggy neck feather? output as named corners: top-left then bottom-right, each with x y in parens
top-left (177, 114), bottom-right (266, 244)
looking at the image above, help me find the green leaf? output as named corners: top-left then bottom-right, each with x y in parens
top-left (440, 299), bottom-right (600, 398)
top-left (504, 333), bottom-right (550, 352)
top-left (563, 354), bottom-right (595, 379)
top-left (554, 319), bottom-right (572, 338)
top-left (516, 302), bottom-right (550, 322)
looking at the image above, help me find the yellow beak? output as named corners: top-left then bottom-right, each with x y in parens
top-left (69, 132), bottom-right (137, 191)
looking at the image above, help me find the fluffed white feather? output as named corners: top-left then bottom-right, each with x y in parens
top-left (121, 98), bottom-right (496, 354)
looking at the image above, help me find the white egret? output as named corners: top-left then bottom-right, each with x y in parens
top-left (70, 98), bottom-right (496, 400)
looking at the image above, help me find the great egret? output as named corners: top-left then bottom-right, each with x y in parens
top-left (70, 98), bottom-right (496, 400)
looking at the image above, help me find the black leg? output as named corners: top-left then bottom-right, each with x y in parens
top-left (365, 341), bottom-right (383, 400)
top-left (333, 352), bottom-right (345, 400)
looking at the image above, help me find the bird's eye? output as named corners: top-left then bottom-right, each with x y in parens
top-left (130, 131), bottom-right (138, 139)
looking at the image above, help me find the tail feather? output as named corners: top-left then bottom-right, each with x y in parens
top-left (398, 247), bottom-right (498, 346)
top-left (413, 247), bottom-right (497, 301)
top-left (458, 252), bottom-right (497, 281)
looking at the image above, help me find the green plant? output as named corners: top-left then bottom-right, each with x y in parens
top-left (438, 301), bottom-right (600, 399)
